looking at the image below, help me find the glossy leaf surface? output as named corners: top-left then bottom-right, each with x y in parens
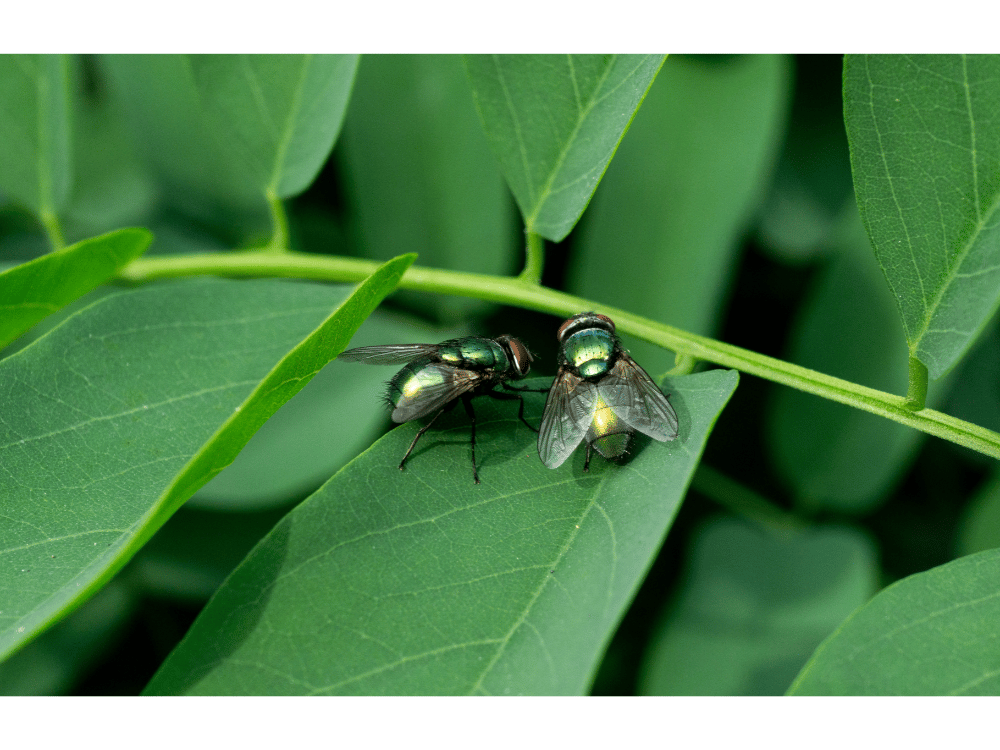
top-left (145, 370), bottom-right (738, 695)
top-left (571, 54), bottom-right (789, 375)
top-left (465, 54), bottom-right (664, 242)
top-left (0, 54), bottom-right (71, 222)
top-left (0, 256), bottom-right (412, 660)
top-left (639, 517), bottom-right (876, 695)
top-left (0, 227), bottom-right (151, 350)
top-left (790, 549), bottom-right (1000, 695)
top-left (189, 54), bottom-right (358, 200)
top-left (844, 55), bottom-right (1000, 379)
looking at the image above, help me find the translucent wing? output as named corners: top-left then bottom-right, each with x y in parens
top-left (338, 343), bottom-right (440, 365)
top-left (598, 356), bottom-right (679, 442)
top-left (537, 369), bottom-right (598, 469)
top-left (390, 363), bottom-right (482, 423)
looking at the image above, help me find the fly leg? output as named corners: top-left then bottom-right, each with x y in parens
top-left (583, 442), bottom-right (593, 472)
top-left (491, 388), bottom-right (538, 433)
top-left (461, 396), bottom-right (480, 484)
top-left (399, 401), bottom-right (455, 472)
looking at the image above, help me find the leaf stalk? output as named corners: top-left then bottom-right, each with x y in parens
top-left (519, 231), bottom-right (545, 284)
top-left (905, 355), bottom-right (928, 411)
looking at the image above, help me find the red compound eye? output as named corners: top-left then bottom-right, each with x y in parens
top-left (557, 312), bottom-right (615, 342)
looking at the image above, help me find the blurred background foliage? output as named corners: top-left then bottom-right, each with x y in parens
top-left (1, 54), bottom-right (996, 695)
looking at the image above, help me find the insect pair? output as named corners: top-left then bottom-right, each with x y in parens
top-left (338, 312), bottom-right (679, 483)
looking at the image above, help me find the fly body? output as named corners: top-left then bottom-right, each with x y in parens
top-left (340, 335), bottom-right (535, 483)
top-left (537, 313), bottom-right (679, 470)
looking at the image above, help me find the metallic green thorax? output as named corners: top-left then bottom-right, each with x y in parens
top-left (436, 339), bottom-right (509, 370)
top-left (562, 328), bottom-right (615, 379)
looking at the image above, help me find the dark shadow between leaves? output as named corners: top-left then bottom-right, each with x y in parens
top-left (143, 517), bottom-right (292, 695)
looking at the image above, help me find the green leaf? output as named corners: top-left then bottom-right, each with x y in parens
top-left (144, 369), bottom-right (739, 695)
top-left (98, 55), bottom-right (263, 218)
top-left (63, 86), bottom-right (157, 241)
top-left (189, 54), bottom-right (358, 200)
top-left (0, 54), bottom-right (72, 242)
top-left (844, 54), bottom-right (1000, 380)
top-left (768, 206), bottom-right (927, 513)
top-left (0, 255), bottom-right (413, 660)
top-left (570, 54), bottom-right (790, 376)
top-left (639, 517), bottom-right (877, 695)
top-left (465, 54), bottom-right (665, 242)
top-left (340, 55), bottom-right (515, 322)
top-left (790, 549), bottom-right (1000, 695)
top-left (0, 227), bottom-right (152, 350)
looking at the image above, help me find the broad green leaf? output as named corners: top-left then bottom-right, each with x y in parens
top-left (844, 54), bottom-right (1000, 380)
top-left (0, 55), bottom-right (71, 233)
top-left (768, 206), bottom-right (928, 513)
top-left (193, 311), bottom-right (468, 511)
top-left (571, 54), bottom-right (790, 376)
top-left (340, 55), bottom-right (515, 322)
top-left (144, 369), bottom-right (739, 695)
top-left (465, 54), bottom-right (664, 242)
top-left (189, 54), bottom-right (358, 200)
top-left (639, 517), bottom-right (877, 695)
top-left (789, 549), bottom-right (1000, 695)
top-left (0, 256), bottom-right (412, 660)
top-left (0, 227), bottom-right (151, 350)
top-left (64, 87), bottom-right (157, 241)
top-left (98, 55), bottom-right (264, 219)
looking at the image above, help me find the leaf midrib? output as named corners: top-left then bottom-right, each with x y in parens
top-left (523, 55), bottom-right (618, 232)
top-left (468, 474), bottom-right (616, 695)
top-left (910, 54), bottom-right (1000, 352)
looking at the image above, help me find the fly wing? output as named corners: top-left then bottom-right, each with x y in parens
top-left (338, 344), bottom-right (440, 365)
top-left (599, 357), bottom-right (679, 442)
top-left (390, 363), bottom-right (481, 422)
top-left (537, 369), bottom-right (598, 469)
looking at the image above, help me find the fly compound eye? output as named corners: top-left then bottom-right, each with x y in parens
top-left (557, 312), bottom-right (615, 343)
top-left (591, 314), bottom-right (616, 334)
top-left (506, 337), bottom-right (532, 377)
top-left (557, 313), bottom-right (591, 342)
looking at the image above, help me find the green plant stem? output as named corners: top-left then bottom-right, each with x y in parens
top-left (116, 251), bottom-right (1000, 460)
top-left (40, 209), bottom-right (64, 251)
top-left (668, 353), bottom-right (699, 376)
top-left (264, 190), bottom-right (289, 252)
top-left (519, 232), bottom-right (545, 283)
top-left (905, 355), bottom-right (928, 411)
